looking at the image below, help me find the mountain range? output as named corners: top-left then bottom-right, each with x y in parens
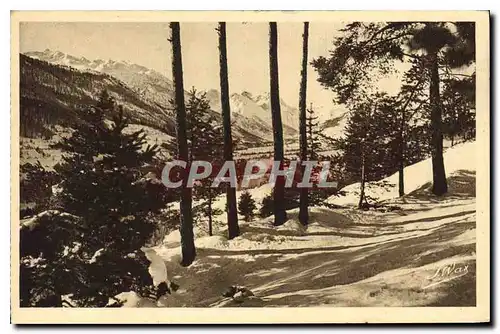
top-left (21, 49), bottom-right (345, 145)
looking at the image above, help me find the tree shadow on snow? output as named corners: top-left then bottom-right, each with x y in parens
top-left (405, 170), bottom-right (476, 203)
top-left (158, 170), bottom-right (477, 307)
top-left (163, 218), bottom-right (475, 307)
top-left (253, 221), bottom-right (474, 306)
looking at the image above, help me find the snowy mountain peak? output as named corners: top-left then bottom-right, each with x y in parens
top-left (24, 50), bottom-right (165, 78)
top-left (241, 91), bottom-right (253, 100)
top-left (24, 49), bottom-right (175, 109)
top-left (24, 49), bottom-right (300, 142)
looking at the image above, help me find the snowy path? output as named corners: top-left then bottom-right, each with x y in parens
top-left (128, 142), bottom-right (477, 308)
top-left (148, 182), bottom-right (475, 307)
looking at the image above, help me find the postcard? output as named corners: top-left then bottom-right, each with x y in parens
top-left (11, 10), bottom-right (490, 324)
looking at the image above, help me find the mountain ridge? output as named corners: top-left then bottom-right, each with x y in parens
top-left (22, 49), bottom-right (347, 144)
top-left (24, 49), bottom-right (299, 136)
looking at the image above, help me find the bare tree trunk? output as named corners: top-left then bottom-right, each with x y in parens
top-left (429, 51), bottom-right (448, 196)
top-left (358, 147), bottom-right (366, 209)
top-left (217, 22), bottom-right (240, 239)
top-left (298, 22), bottom-right (309, 226)
top-left (397, 75), bottom-right (424, 197)
top-left (170, 22), bottom-right (196, 266)
top-left (207, 188), bottom-right (213, 237)
top-left (269, 22), bottom-right (287, 226)
top-left (398, 108), bottom-right (405, 197)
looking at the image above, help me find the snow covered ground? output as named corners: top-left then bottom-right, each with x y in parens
top-left (123, 140), bottom-right (476, 308)
top-left (328, 141), bottom-right (476, 207)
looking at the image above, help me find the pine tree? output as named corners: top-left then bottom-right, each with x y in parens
top-left (408, 24), bottom-right (452, 195)
top-left (217, 22), bottom-right (240, 239)
top-left (312, 21), bottom-right (475, 197)
top-left (393, 58), bottom-right (429, 197)
top-left (20, 161), bottom-right (60, 217)
top-left (259, 190), bottom-right (300, 218)
top-left (20, 210), bottom-right (82, 307)
top-left (442, 75), bottom-right (476, 145)
top-left (20, 90), bottom-right (168, 307)
top-left (306, 104), bottom-right (322, 161)
top-left (170, 22), bottom-right (196, 266)
top-left (185, 88), bottom-right (224, 236)
top-left (298, 22), bottom-right (310, 226)
top-left (335, 93), bottom-right (397, 209)
top-left (269, 22), bottom-right (287, 226)
top-left (238, 191), bottom-right (257, 222)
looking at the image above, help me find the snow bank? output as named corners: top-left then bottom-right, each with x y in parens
top-left (328, 141), bottom-right (476, 207)
top-left (20, 210), bottom-right (80, 230)
top-left (142, 248), bottom-right (169, 286)
top-left (275, 219), bottom-right (306, 236)
top-left (195, 235), bottom-right (229, 249)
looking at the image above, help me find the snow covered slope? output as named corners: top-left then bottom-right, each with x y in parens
top-left (328, 141), bottom-right (476, 207)
top-left (321, 111), bottom-right (349, 140)
top-left (144, 186), bottom-right (476, 307)
top-left (111, 139), bottom-right (477, 308)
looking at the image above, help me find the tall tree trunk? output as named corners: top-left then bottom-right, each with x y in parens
top-left (397, 75), bottom-right (424, 197)
top-left (170, 22), bottom-right (196, 266)
top-left (217, 22), bottom-right (240, 239)
top-left (269, 22), bottom-right (287, 226)
top-left (298, 22), bottom-right (309, 226)
top-left (358, 147), bottom-right (366, 209)
top-left (429, 51), bottom-right (448, 195)
top-left (398, 108), bottom-right (405, 197)
top-left (207, 188), bottom-right (213, 237)
top-left (451, 102), bottom-right (457, 147)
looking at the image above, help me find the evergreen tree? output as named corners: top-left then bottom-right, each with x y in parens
top-left (170, 22), bottom-right (196, 266)
top-left (20, 210), bottom-right (83, 307)
top-left (393, 57), bottom-right (429, 196)
top-left (335, 92), bottom-right (397, 208)
top-left (185, 88), bottom-right (224, 236)
top-left (20, 90), bottom-right (168, 307)
top-left (269, 22), bottom-right (287, 226)
top-left (217, 22), bottom-right (240, 239)
top-left (20, 161), bottom-right (60, 217)
top-left (298, 22), bottom-right (310, 226)
top-left (259, 190), bottom-right (300, 218)
top-left (306, 104), bottom-right (322, 161)
top-left (408, 24), bottom-right (453, 195)
top-left (312, 21), bottom-right (475, 196)
top-left (442, 75), bottom-right (476, 145)
top-left (238, 191), bottom-right (257, 222)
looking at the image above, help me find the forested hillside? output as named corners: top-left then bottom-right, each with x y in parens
top-left (20, 54), bottom-right (175, 138)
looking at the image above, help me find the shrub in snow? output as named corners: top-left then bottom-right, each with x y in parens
top-left (276, 220), bottom-right (306, 236)
top-left (238, 191), bottom-right (257, 221)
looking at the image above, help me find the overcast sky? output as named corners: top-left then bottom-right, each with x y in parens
top-left (20, 22), bottom-right (404, 114)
